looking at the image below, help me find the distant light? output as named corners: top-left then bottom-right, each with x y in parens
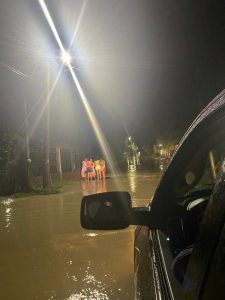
top-left (61, 50), bottom-right (72, 65)
top-left (158, 144), bottom-right (163, 147)
top-left (128, 136), bottom-right (132, 141)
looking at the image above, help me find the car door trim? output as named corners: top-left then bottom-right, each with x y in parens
top-left (150, 230), bottom-right (174, 300)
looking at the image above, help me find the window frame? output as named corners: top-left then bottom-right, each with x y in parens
top-left (184, 156), bottom-right (225, 299)
top-left (151, 110), bottom-right (225, 299)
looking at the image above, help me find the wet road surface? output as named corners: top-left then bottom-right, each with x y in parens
top-left (0, 172), bottom-right (161, 300)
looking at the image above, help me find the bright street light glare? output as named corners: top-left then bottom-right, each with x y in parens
top-left (61, 50), bottom-right (72, 65)
top-left (38, 0), bottom-right (122, 190)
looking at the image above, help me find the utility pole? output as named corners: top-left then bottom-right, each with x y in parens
top-left (56, 146), bottom-right (62, 181)
top-left (43, 62), bottom-right (51, 188)
top-left (24, 100), bottom-right (30, 163)
top-left (17, 99), bottom-right (32, 192)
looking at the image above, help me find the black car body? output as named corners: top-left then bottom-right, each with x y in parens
top-left (81, 90), bottom-right (225, 299)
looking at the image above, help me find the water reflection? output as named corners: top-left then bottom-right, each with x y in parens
top-left (84, 232), bottom-right (99, 238)
top-left (126, 171), bottom-right (162, 207)
top-left (64, 258), bottom-right (111, 300)
top-left (81, 179), bottom-right (107, 196)
top-left (127, 170), bottom-right (137, 198)
top-left (1, 198), bottom-right (14, 229)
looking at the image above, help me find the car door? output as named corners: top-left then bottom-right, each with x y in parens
top-left (154, 155), bottom-right (225, 299)
top-left (200, 202), bottom-right (225, 299)
top-left (141, 92), bottom-right (225, 299)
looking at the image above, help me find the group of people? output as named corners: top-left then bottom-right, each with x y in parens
top-left (81, 158), bottom-right (106, 180)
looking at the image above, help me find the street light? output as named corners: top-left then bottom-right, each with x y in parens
top-left (60, 50), bottom-right (72, 66)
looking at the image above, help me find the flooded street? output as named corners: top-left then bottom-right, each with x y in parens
top-left (0, 172), bottom-right (161, 300)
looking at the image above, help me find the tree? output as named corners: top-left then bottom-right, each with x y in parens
top-left (0, 133), bottom-right (31, 195)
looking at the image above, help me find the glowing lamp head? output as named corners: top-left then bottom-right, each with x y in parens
top-left (61, 50), bottom-right (72, 65)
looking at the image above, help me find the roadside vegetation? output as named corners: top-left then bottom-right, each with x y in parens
top-left (0, 133), bottom-right (73, 198)
top-left (10, 180), bottom-right (72, 198)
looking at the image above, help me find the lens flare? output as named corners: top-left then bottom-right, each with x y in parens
top-left (29, 65), bottom-right (63, 139)
top-left (69, 0), bottom-right (88, 49)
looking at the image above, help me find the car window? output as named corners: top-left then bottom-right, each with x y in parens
top-left (157, 155), bottom-right (225, 298)
top-left (174, 127), bottom-right (225, 200)
top-left (179, 146), bottom-right (224, 197)
top-left (155, 116), bottom-right (225, 298)
top-left (182, 155), bottom-right (225, 299)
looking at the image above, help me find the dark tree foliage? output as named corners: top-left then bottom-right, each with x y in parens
top-left (0, 133), bottom-right (31, 195)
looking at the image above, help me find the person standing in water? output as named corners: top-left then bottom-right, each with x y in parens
top-left (100, 159), bottom-right (106, 180)
top-left (94, 159), bottom-right (102, 180)
top-left (81, 158), bottom-right (87, 179)
top-left (86, 159), bottom-right (95, 180)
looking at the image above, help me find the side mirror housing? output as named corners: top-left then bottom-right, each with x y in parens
top-left (80, 191), bottom-right (159, 230)
top-left (80, 192), bottom-right (132, 230)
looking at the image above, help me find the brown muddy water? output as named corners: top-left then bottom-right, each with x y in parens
top-left (0, 172), bottom-right (161, 300)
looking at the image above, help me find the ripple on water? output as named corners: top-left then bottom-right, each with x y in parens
top-left (66, 289), bottom-right (109, 300)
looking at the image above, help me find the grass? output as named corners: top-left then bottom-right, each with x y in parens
top-left (8, 180), bottom-right (73, 198)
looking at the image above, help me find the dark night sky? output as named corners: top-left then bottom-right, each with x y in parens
top-left (0, 0), bottom-right (225, 155)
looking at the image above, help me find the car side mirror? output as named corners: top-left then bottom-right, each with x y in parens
top-left (80, 191), bottom-right (159, 230)
top-left (80, 191), bottom-right (132, 230)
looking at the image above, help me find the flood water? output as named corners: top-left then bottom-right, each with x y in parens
top-left (0, 171), bottom-right (161, 300)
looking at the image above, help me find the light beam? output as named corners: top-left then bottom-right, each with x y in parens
top-left (38, 0), bottom-right (122, 186)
